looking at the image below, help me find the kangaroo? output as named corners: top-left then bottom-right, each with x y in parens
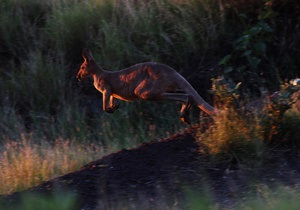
top-left (77, 49), bottom-right (219, 124)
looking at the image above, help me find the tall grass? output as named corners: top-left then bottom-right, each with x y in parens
top-left (0, 134), bottom-right (106, 194)
top-left (199, 109), bottom-right (265, 162)
top-left (1, 0), bottom-right (226, 143)
top-left (198, 79), bottom-right (300, 164)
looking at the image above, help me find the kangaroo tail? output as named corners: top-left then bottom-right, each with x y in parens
top-left (180, 77), bottom-right (219, 116)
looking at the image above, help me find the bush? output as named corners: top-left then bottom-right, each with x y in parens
top-left (198, 79), bottom-right (300, 163)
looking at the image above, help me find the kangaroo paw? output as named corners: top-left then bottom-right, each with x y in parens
top-left (180, 113), bottom-right (191, 124)
top-left (180, 117), bottom-right (190, 124)
top-left (105, 108), bottom-right (115, 113)
top-left (111, 104), bottom-right (120, 111)
top-left (105, 104), bottom-right (120, 113)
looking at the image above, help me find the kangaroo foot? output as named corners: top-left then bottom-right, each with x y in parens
top-left (180, 117), bottom-right (190, 124)
top-left (180, 112), bottom-right (191, 124)
top-left (111, 104), bottom-right (120, 111)
top-left (105, 108), bottom-right (115, 113)
top-left (105, 104), bottom-right (120, 113)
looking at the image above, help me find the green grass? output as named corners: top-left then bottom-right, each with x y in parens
top-left (0, 191), bottom-right (77, 210)
top-left (239, 185), bottom-right (300, 210)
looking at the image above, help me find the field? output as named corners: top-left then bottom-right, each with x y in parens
top-left (0, 0), bottom-right (300, 209)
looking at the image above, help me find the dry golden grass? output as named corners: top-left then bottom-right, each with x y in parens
top-left (199, 108), bottom-right (264, 156)
top-left (0, 134), bottom-right (106, 195)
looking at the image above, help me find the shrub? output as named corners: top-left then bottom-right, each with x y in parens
top-left (198, 79), bottom-right (300, 163)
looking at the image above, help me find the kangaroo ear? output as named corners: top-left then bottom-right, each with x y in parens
top-left (82, 49), bottom-right (94, 62)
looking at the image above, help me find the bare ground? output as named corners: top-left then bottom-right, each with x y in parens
top-left (2, 126), bottom-right (300, 209)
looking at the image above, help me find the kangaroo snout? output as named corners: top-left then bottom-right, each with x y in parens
top-left (76, 69), bottom-right (89, 81)
top-left (76, 74), bottom-right (82, 81)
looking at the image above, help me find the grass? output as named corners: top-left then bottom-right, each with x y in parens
top-left (0, 101), bottom-right (186, 195)
top-left (0, 191), bottom-right (77, 210)
top-left (239, 185), bottom-right (300, 210)
top-left (199, 108), bottom-right (265, 160)
top-left (185, 185), bottom-right (300, 210)
top-left (0, 134), bottom-right (107, 195)
top-left (198, 78), bottom-right (300, 164)
top-left (0, 0), bottom-right (300, 208)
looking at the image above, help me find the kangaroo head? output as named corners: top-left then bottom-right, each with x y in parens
top-left (76, 49), bottom-right (97, 81)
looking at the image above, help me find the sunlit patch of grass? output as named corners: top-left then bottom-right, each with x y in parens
top-left (0, 134), bottom-right (106, 195)
top-left (198, 107), bottom-right (265, 163)
top-left (199, 78), bottom-right (300, 163)
top-left (198, 96), bottom-right (300, 163)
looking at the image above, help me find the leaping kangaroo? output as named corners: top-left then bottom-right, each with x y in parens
top-left (77, 49), bottom-right (219, 124)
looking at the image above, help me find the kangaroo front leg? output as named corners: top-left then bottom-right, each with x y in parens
top-left (102, 89), bottom-right (116, 113)
top-left (102, 90), bottom-right (109, 112)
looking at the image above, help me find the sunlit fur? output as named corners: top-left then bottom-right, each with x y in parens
top-left (77, 49), bottom-right (219, 124)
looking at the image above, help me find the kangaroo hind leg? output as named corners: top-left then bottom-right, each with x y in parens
top-left (180, 95), bottom-right (193, 124)
top-left (162, 92), bottom-right (193, 124)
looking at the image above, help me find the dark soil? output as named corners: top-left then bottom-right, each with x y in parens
top-left (2, 127), bottom-right (300, 209)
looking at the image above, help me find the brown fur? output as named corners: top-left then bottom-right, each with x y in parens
top-left (77, 49), bottom-right (218, 124)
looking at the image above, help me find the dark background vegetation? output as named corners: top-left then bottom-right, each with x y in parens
top-left (1, 0), bottom-right (299, 131)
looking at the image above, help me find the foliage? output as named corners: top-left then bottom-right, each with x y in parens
top-left (262, 83), bottom-right (300, 142)
top-left (210, 77), bottom-right (242, 108)
top-left (199, 107), bottom-right (265, 163)
top-left (199, 78), bottom-right (300, 163)
top-left (219, 1), bottom-right (300, 95)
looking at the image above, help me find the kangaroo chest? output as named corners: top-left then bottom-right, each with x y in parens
top-left (94, 78), bottom-right (138, 102)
